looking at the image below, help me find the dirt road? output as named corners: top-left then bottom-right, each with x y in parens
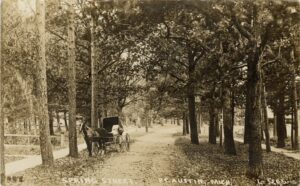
top-left (81, 125), bottom-right (181, 186)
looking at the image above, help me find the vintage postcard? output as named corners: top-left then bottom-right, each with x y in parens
top-left (0, 0), bottom-right (299, 185)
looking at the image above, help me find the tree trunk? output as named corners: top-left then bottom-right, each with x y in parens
top-left (215, 111), bottom-right (220, 137)
top-left (291, 79), bottom-right (298, 149)
top-left (246, 49), bottom-right (263, 178)
top-left (189, 95), bottom-right (199, 144)
top-left (64, 111), bottom-right (68, 131)
top-left (182, 112), bottom-right (187, 135)
top-left (23, 120), bottom-right (27, 134)
top-left (145, 115), bottom-right (149, 133)
top-left (29, 95), bottom-right (34, 134)
top-left (68, 0), bottom-right (78, 158)
top-left (90, 12), bottom-right (98, 128)
top-left (49, 111), bottom-right (54, 135)
top-left (219, 109), bottom-right (223, 147)
top-left (186, 112), bottom-right (189, 134)
top-left (209, 103), bottom-right (217, 144)
top-left (291, 108), bottom-right (294, 148)
top-left (261, 84), bottom-right (271, 152)
top-left (223, 87), bottom-right (236, 155)
top-left (56, 111), bottom-right (61, 132)
top-left (187, 57), bottom-right (199, 144)
top-left (117, 106), bottom-right (124, 124)
top-left (276, 95), bottom-right (286, 148)
top-left (34, 116), bottom-right (38, 135)
top-left (36, 0), bottom-right (54, 165)
top-left (292, 36), bottom-right (299, 150)
top-left (197, 111), bottom-right (201, 134)
top-left (0, 6), bottom-right (5, 183)
top-left (0, 105), bottom-right (4, 185)
top-left (28, 118), bottom-right (31, 132)
top-left (244, 82), bottom-right (251, 144)
top-left (273, 112), bottom-right (277, 138)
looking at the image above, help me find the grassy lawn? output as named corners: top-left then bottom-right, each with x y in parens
top-left (170, 136), bottom-right (300, 186)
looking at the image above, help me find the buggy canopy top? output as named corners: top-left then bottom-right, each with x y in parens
top-left (102, 116), bottom-right (119, 132)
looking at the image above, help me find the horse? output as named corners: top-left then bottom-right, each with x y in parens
top-left (79, 119), bottom-right (126, 156)
top-left (79, 122), bottom-right (99, 156)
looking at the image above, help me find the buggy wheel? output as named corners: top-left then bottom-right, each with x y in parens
top-left (125, 133), bottom-right (130, 151)
top-left (92, 142), bottom-right (100, 155)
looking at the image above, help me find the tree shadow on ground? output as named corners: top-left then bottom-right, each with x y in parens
top-left (172, 136), bottom-right (300, 186)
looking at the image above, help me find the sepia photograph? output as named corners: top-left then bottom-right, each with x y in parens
top-left (0, 0), bottom-right (299, 185)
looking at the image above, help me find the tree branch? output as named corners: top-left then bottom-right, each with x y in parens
top-left (261, 59), bottom-right (278, 68)
top-left (231, 15), bottom-right (253, 41)
top-left (46, 28), bottom-right (89, 50)
top-left (169, 72), bottom-right (186, 83)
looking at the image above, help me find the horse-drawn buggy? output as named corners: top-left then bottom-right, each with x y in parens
top-left (80, 116), bottom-right (130, 156)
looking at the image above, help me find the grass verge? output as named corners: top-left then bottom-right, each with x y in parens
top-left (170, 136), bottom-right (300, 186)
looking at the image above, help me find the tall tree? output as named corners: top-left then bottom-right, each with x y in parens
top-left (261, 84), bottom-right (271, 152)
top-left (64, 111), bottom-right (68, 131)
top-left (276, 93), bottom-right (286, 148)
top-left (158, 4), bottom-right (214, 144)
top-left (207, 86), bottom-right (218, 144)
top-left (230, 1), bottom-right (273, 177)
top-left (56, 111), bottom-right (61, 132)
top-left (90, 4), bottom-right (97, 128)
top-left (187, 51), bottom-right (199, 145)
top-left (49, 110), bottom-right (54, 135)
top-left (244, 84), bottom-right (251, 144)
top-left (223, 85), bottom-right (236, 155)
top-left (67, 0), bottom-right (78, 158)
top-left (36, 0), bottom-right (54, 165)
top-left (291, 35), bottom-right (299, 150)
top-left (0, 0), bottom-right (5, 184)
